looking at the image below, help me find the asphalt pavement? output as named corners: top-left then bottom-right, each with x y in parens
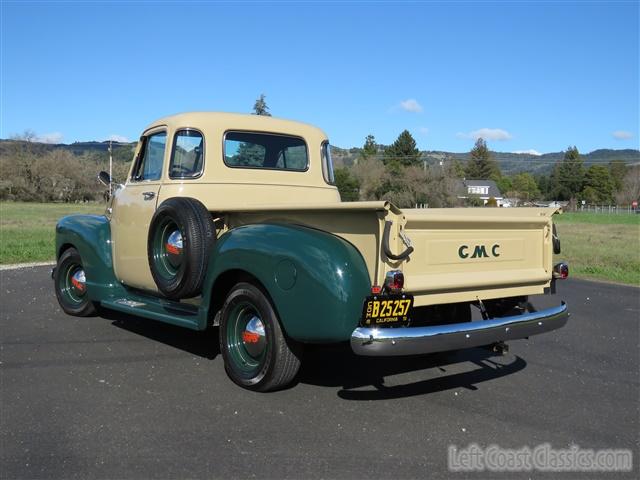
top-left (1, 266), bottom-right (638, 479)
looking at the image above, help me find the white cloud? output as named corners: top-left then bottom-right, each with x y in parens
top-left (513, 149), bottom-right (542, 156)
top-left (612, 130), bottom-right (633, 140)
top-left (417, 126), bottom-right (429, 135)
top-left (457, 128), bottom-right (512, 141)
top-left (107, 134), bottom-right (130, 143)
top-left (36, 132), bottom-right (63, 144)
top-left (399, 98), bottom-right (423, 113)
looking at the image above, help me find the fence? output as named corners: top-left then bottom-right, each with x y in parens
top-left (578, 204), bottom-right (638, 214)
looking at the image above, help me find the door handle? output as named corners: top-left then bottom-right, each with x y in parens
top-left (142, 191), bottom-right (155, 201)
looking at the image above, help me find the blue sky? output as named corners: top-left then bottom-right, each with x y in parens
top-left (1, 1), bottom-right (638, 154)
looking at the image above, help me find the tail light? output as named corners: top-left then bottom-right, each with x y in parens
top-left (384, 270), bottom-right (404, 292)
top-left (553, 262), bottom-right (569, 279)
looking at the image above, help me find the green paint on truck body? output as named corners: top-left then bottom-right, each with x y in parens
top-left (56, 215), bottom-right (127, 302)
top-left (56, 216), bottom-right (372, 343)
top-left (201, 223), bottom-right (372, 343)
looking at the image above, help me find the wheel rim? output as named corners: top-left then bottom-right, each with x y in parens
top-left (226, 301), bottom-right (268, 377)
top-left (58, 263), bottom-right (87, 306)
top-left (151, 218), bottom-right (184, 280)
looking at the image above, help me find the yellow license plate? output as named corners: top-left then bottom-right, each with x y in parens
top-left (361, 294), bottom-right (413, 327)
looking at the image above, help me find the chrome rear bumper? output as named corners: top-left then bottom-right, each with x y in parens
top-left (350, 302), bottom-right (568, 356)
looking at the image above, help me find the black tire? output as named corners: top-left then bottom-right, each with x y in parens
top-left (54, 247), bottom-right (97, 317)
top-left (148, 197), bottom-right (215, 299)
top-left (219, 282), bottom-right (301, 392)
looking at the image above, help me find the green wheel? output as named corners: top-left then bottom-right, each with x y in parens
top-left (147, 197), bottom-right (215, 300)
top-left (54, 247), bottom-right (97, 316)
top-left (219, 282), bottom-right (301, 392)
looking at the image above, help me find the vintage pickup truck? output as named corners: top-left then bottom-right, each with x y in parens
top-left (53, 112), bottom-right (569, 391)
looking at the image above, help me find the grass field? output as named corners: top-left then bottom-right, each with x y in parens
top-left (553, 212), bottom-right (640, 285)
top-left (0, 202), bottom-right (105, 264)
top-left (1, 202), bottom-right (639, 285)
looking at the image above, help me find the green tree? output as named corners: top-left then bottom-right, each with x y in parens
top-left (496, 176), bottom-right (513, 196)
top-left (252, 94), bottom-right (271, 116)
top-left (511, 172), bottom-right (541, 201)
top-left (609, 160), bottom-right (628, 191)
top-left (361, 134), bottom-right (377, 160)
top-left (451, 158), bottom-right (466, 178)
top-left (334, 167), bottom-right (360, 201)
top-left (583, 164), bottom-right (614, 204)
top-left (384, 130), bottom-right (421, 167)
top-left (465, 138), bottom-right (500, 180)
top-left (551, 146), bottom-right (584, 200)
top-left (536, 174), bottom-right (552, 200)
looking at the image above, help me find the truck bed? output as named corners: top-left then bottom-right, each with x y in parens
top-left (221, 201), bottom-right (558, 306)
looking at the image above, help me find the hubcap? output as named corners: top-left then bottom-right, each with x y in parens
top-left (70, 269), bottom-right (86, 294)
top-left (152, 219), bottom-right (184, 279)
top-left (59, 263), bottom-right (87, 305)
top-left (165, 229), bottom-right (183, 268)
top-left (226, 302), bottom-right (269, 376)
top-left (242, 316), bottom-right (266, 358)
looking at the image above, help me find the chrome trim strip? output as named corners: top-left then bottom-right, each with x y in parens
top-left (351, 302), bottom-right (569, 357)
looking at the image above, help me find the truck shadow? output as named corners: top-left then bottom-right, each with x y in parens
top-left (298, 343), bottom-right (527, 400)
top-left (101, 308), bottom-right (219, 360)
top-left (100, 309), bottom-right (526, 399)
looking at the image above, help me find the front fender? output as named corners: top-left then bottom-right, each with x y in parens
top-left (55, 215), bottom-right (126, 302)
top-left (201, 223), bottom-right (371, 343)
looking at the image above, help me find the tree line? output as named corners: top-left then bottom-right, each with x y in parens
top-left (0, 138), bottom-right (133, 202)
top-left (334, 132), bottom-right (639, 208)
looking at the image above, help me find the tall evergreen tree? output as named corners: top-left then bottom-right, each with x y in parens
top-left (252, 94), bottom-right (271, 116)
top-left (384, 130), bottom-right (420, 167)
top-left (361, 134), bottom-right (377, 159)
top-left (465, 138), bottom-right (500, 180)
top-left (551, 146), bottom-right (585, 200)
top-left (583, 165), bottom-right (614, 204)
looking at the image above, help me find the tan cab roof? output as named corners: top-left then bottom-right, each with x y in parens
top-left (144, 111), bottom-right (328, 140)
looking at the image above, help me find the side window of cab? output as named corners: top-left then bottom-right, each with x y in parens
top-left (131, 131), bottom-right (167, 182)
top-left (169, 129), bottom-right (204, 179)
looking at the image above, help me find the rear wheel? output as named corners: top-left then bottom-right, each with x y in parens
top-left (54, 247), bottom-right (97, 316)
top-left (219, 282), bottom-right (301, 392)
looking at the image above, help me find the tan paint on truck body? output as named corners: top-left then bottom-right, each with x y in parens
top-left (110, 112), bottom-right (558, 305)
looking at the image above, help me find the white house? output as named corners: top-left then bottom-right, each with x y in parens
top-left (457, 179), bottom-right (505, 206)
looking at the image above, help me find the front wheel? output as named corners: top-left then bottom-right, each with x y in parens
top-left (54, 247), bottom-right (97, 316)
top-left (219, 282), bottom-right (301, 392)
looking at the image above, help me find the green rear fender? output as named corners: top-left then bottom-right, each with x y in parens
top-left (202, 223), bottom-right (372, 343)
top-left (55, 215), bottom-right (126, 302)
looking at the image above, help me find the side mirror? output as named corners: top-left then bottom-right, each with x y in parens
top-left (97, 171), bottom-right (111, 187)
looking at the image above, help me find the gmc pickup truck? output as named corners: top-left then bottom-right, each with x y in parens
top-left (53, 112), bottom-right (569, 391)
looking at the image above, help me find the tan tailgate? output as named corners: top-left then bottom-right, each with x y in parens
top-left (400, 208), bottom-right (556, 306)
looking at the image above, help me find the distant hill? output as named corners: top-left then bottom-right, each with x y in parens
top-left (1, 138), bottom-right (638, 176)
top-left (331, 146), bottom-right (640, 175)
top-left (0, 139), bottom-right (137, 163)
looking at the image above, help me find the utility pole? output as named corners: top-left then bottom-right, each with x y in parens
top-left (108, 140), bottom-right (113, 198)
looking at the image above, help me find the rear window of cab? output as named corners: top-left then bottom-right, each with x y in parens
top-left (223, 131), bottom-right (308, 171)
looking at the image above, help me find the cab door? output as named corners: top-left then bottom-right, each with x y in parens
top-left (111, 128), bottom-right (167, 291)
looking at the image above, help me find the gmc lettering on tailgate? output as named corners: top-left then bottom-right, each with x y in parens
top-left (458, 244), bottom-right (500, 259)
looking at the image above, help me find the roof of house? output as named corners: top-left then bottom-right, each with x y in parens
top-left (457, 179), bottom-right (503, 198)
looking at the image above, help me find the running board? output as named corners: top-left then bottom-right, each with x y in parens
top-left (101, 293), bottom-right (204, 330)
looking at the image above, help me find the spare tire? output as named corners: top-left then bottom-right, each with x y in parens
top-left (148, 197), bottom-right (215, 299)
